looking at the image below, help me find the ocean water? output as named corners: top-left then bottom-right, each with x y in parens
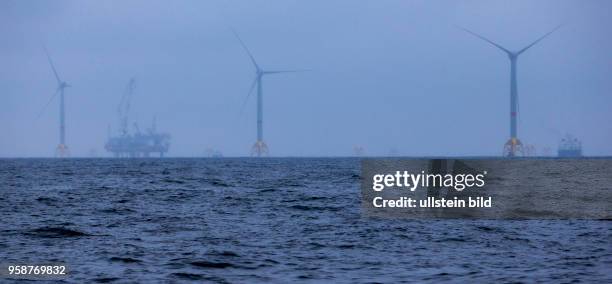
top-left (0, 158), bottom-right (610, 283)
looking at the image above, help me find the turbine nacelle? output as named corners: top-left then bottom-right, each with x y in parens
top-left (59, 82), bottom-right (71, 89)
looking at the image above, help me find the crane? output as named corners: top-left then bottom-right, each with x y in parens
top-left (118, 78), bottom-right (136, 137)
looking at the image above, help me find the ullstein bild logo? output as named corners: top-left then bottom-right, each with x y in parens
top-left (372, 171), bottom-right (487, 192)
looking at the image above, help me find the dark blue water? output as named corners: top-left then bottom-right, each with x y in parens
top-left (1, 158), bottom-right (610, 283)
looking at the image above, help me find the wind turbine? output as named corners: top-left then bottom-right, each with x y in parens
top-left (39, 46), bottom-right (71, 157)
top-left (460, 25), bottom-right (562, 157)
top-left (232, 29), bottom-right (307, 157)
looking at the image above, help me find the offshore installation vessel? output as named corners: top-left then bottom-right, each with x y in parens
top-left (105, 78), bottom-right (170, 157)
top-left (557, 134), bottom-right (582, 157)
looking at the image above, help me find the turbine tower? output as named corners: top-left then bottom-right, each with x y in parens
top-left (232, 29), bottom-right (307, 157)
top-left (460, 25), bottom-right (561, 157)
top-left (39, 46), bottom-right (71, 157)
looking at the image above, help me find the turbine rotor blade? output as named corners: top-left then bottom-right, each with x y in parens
top-left (517, 24), bottom-right (563, 55)
top-left (35, 88), bottom-right (60, 121)
top-left (231, 28), bottom-right (260, 70)
top-left (239, 77), bottom-right (258, 116)
top-left (43, 45), bottom-right (62, 84)
top-left (458, 26), bottom-right (512, 55)
top-left (262, 69), bottom-right (310, 75)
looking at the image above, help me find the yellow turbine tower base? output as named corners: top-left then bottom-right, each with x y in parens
top-left (503, 138), bottom-right (524, 157)
top-left (251, 140), bottom-right (269, 157)
top-left (55, 144), bottom-right (70, 158)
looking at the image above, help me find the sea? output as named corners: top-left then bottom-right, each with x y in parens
top-left (1, 158), bottom-right (610, 283)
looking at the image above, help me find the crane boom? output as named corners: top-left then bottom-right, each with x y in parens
top-left (118, 78), bottom-right (136, 136)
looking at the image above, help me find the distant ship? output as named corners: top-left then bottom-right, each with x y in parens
top-left (205, 148), bottom-right (224, 158)
top-left (557, 134), bottom-right (582, 157)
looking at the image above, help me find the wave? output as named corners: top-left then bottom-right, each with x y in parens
top-left (27, 227), bottom-right (89, 238)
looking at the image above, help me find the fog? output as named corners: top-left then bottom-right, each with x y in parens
top-left (1, 0), bottom-right (611, 157)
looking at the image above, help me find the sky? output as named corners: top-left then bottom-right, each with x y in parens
top-left (1, 0), bottom-right (611, 157)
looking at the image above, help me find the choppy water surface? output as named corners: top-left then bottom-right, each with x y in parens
top-left (1, 158), bottom-right (610, 283)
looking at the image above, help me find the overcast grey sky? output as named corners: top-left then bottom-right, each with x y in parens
top-left (1, 0), bottom-right (611, 157)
